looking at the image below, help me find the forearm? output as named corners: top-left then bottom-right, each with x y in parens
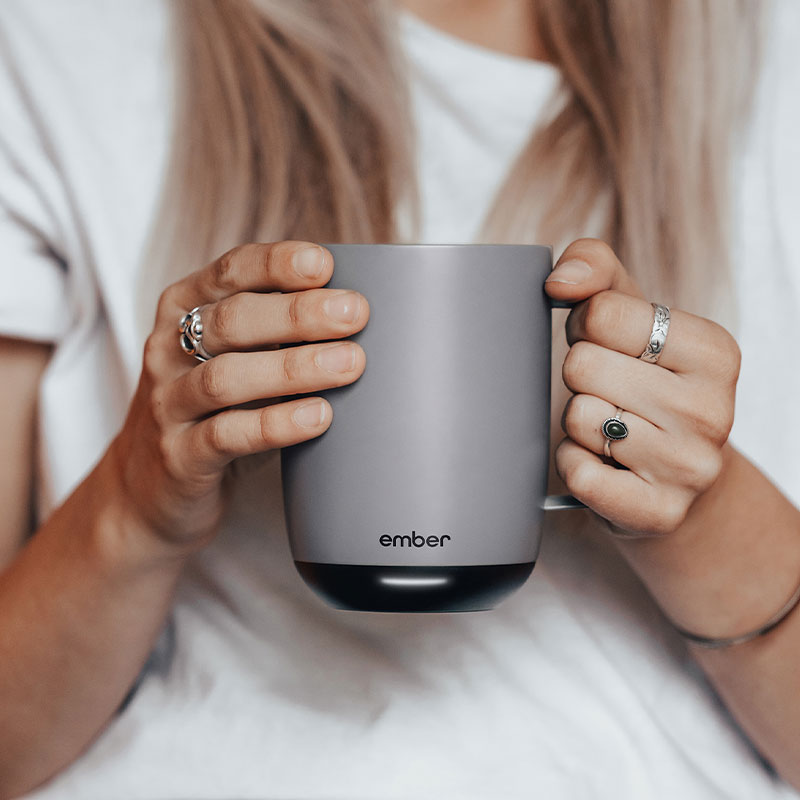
top-left (614, 444), bottom-right (800, 787)
top-left (0, 451), bottom-right (188, 797)
top-left (0, 241), bottom-right (350, 797)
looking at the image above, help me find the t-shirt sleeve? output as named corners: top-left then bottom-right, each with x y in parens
top-left (0, 173), bottom-right (71, 344)
top-left (0, 14), bottom-right (72, 344)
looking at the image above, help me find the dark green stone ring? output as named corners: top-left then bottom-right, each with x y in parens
top-left (602, 407), bottom-right (628, 458)
top-left (602, 417), bottom-right (628, 441)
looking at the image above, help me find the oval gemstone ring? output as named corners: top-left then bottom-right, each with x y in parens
top-left (601, 407), bottom-right (628, 458)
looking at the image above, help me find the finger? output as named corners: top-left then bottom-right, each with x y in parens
top-left (197, 288), bottom-right (369, 355)
top-left (161, 241), bottom-right (334, 321)
top-left (555, 438), bottom-right (692, 536)
top-left (561, 393), bottom-right (675, 483)
top-left (562, 340), bottom-right (686, 428)
top-left (181, 397), bottom-right (333, 476)
top-left (164, 341), bottom-right (365, 422)
top-left (565, 290), bottom-right (735, 378)
top-left (544, 238), bottom-right (643, 304)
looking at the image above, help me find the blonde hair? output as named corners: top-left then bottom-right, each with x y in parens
top-left (144, 0), bottom-right (762, 327)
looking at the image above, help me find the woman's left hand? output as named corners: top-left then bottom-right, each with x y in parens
top-left (545, 238), bottom-right (741, 537)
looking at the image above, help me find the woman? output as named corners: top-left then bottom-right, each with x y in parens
top-left (0, 0), bottom-right (799, 797)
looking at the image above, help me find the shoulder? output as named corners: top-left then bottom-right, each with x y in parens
top-left (735, 0), bottom-right (800, 240)
top-left (0, 0), bottom-right (172, 136)
top-left (763, 0), bottom-right (800, 176)
top-left (757, 0), bottom-right (800, 130)
top-left (749, 0), bottom-right (800, 153)
top-left (0, 0), bottom-right (175, 227)
top-left (0, 0), bottom-right (170, 67)
top-left (0, 0), bottom-right (176, 343)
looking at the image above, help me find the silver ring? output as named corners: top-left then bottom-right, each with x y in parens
top-left (639, 302), bottom-right (670, 364)
top-left (179, 306), bottom-right (213, 362)
top-left (602, 407), bottom-right (628, 458)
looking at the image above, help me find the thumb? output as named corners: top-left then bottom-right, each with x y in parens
top-left (544, 238), bottom-right (644, 302)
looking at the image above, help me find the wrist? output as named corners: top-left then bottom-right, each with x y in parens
top-left (610, 445), bottom-right (800, 640)
top-left (673, 578), bottom-right (800, 649)
top-left (77, 451), bottom-right (196, 579)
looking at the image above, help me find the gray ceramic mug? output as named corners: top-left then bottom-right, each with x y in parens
top-left (281, 244), bottom-right (582, 612)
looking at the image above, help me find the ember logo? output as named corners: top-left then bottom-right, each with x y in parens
top-left (379, 531), bottom-right (451, 548)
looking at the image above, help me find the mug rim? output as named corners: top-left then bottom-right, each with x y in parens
top-left (320, 243), bottom-right (552, 252)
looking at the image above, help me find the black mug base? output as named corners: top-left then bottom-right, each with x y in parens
top-left (294, 561), bottom-right (535, 613)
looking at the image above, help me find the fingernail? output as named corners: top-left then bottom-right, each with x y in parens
top-left (323, 291), bottom-right (361, 324)
top-left (293, 245), bottom-right (326, 279)
top-left (315, 342), bottom-right (356, 373)
top-left (546, 259), bottom-right (593, 285)
top-left (293, 399), bottom-right (326, 428)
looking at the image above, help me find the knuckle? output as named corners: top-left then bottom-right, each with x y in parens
top-left (694, 320), bottom-right (741, 384)
top-left (264, 240), bottom-right (294, 281)
top-left (213, 247), bottom-right (243, 291)
top-left (703, 401), bottom-right (734, 445)
top-left (148, 385), bottom-right (170, 430)
top-left (684, 447), bottom-right (724, 493)
top-left (198, 359), bottom-right (230, 404)
top-left (258, 407), bottom-right (280, 447)
top-left (563, 458), bottom-right (600, 502)
top-left (213, 297), bottom-right (241, 344)
top-left (685, 394), bottom-right (734, 446)
top-left (157, 432), bottom-right (184, 481)
top-left (285, 291), bottom-right (304, 334)
top-left (582, 292), bottom-right (622, 341)
top-left (203, 414), bottom-right (229, 456)
top-left (713, 326), bottom-right (742, 383)
top-left (156, 285), bottom-right (180, 321)
top-left (671, 384), bottom-right (699, 421)
top-left (280, 346), bottom-right (303, 385)
top-left (562, 341), bottom-right (594, 390)
top-left (654, 492), bottom-right (691, 535)
top-left (563, 394), bottom-right (591, 440)
top-left (142, 334), bottom-right (164, 381)
top-left (636, 490), bottom-right (690, 537)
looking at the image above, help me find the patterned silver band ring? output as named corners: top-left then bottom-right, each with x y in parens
top-left (639, 303), bottom-right (670, 364)
top-left (602, 406), bottom-right (628, 459)
top-left (179, 306), bottom-right (214, 362)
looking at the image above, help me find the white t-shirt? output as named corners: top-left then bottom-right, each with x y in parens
top-left (1, 2), bottom-right (799, 798)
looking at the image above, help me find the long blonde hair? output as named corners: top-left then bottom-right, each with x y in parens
top-left (145, 0), bottom-right (762, 325)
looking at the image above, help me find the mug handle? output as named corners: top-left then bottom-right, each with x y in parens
top-left (543, 495), bottom-right (585, 511)
top-left (549, 298), bottom-right (574, 310)
top-left (543, 296), bottom-right (587, 511)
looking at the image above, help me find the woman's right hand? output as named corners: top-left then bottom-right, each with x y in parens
top-left (107, 240), bottom-right (368, 554)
